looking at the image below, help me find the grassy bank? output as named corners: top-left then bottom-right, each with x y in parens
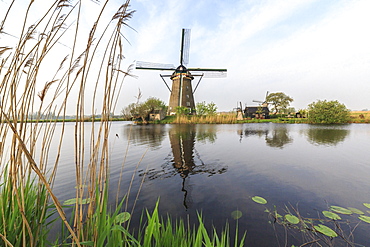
top-left (148, 111), bottom-right (369, 124)
top-left (349, 111), bottom-right (370, 123)
top-left (152, 115), bottom-right (307, 124)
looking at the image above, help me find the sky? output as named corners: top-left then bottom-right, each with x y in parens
top-left (1, 0), bottom-right (370, 114)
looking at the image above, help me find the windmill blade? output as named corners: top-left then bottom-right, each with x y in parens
top-left (191, 71), bottom-right (227, 78)
top-left (188, 68), bottom-right (227, 72)
top-left (188, 68), bottom-right (227, 78)
top-left (180, 29), bottom-right (191, 66)
top-left (136, 61), bottom-right (175, 71)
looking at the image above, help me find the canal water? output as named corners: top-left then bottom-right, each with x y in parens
top-left (51, 122), bottom-right (370, 246)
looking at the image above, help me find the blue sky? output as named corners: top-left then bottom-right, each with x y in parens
top-left (123, 0), bottom-right (370, 112)
top-left (1, 0), bottom-right (370, 113)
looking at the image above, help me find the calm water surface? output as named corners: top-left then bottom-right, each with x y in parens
top-left (52, 122), bottom-right (370, 246)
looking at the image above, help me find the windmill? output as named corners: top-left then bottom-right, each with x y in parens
top-left (253, 91), bottom-right (270, 107)
top-left (136, 29), bottom-right (227, 114)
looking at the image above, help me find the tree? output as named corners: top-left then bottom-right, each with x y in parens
top-left (175, 106), bottom-right (191, 115)
top-left (144, 97), bottom-right (167, 113)
top-left (308, 100), bottom-right (350, 124)
top-left (121, 97), bottom-right (167, 123)
top-left (196, 101), bottom-right (218, 116)
top-left (266, 92), bottom-right (293, 114)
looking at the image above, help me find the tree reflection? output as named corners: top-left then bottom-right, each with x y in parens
top-left (122, 124), bottom-right (166, 149)
top-left (237, 128), bottom-right (269, 142)
top-left (304, 127), bottom-right (349, 146)
top-left (196, 125), bottom-right (217, 144)
top-left (265, 126), bottom-right (293, 148)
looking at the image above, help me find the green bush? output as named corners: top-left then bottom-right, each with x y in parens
top-left (308, 100), bottom-right (350, 124)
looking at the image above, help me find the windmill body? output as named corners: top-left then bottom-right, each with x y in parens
top-left (168, 65), bottom-right (195, 113)
top-left (136, 29), bottom-right (227, 115)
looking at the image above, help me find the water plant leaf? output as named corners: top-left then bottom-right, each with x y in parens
top-left (358, 215), bottom-right (370, 224)
top-left (63, 198), bottom-right (91, 205)
top-left (322, 211), bottom-right (341, 220)
top-left (348, 207), bottom-right (364, 215)
top-left (330, 206), bottom-right (352, 215)
top-left (314, 224), bottom-right (338, 237)
top-left (285, 214), bottom-right (299, 224)
top-left (363, 203), bottom-right (370, 209)
top-left (115, 212), bottom-right (131, 224)
top-left (231, 210), bottom-right (243, 220)
top-left (252, 196), bottom-right (267, 204)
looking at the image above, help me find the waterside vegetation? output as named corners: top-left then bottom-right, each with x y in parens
top-left (0, 0), bottom-right (244, 246)
top-left (251, 196), bottom-right (370, 246)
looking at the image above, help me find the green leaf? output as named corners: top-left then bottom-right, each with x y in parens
top-left (80, 241), bottom-right (94, 246)
top-left (322, 211), bottom-right (341, 220)
top-left (363, 203), bottom-right (370, 209)
top-left (358, 215), bottom-right (370, 224)
top-left (314, 224), bottom-right (338, 237)
top-left (330, 206), bottom-right (352, 215)
top-left (285, 214), bottom-right (299, 224)
top-left (63, 198), bottom-right (91, 205)
top-left (347, 207), bottom-right (364, 215)
top-left (115, 212), bottom-right (131, 224)
top-left (231, 210), bottom-right (243, 220)
top-left (252, 196), bottom-right (267, 204)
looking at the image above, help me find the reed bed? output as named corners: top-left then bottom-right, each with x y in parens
top-left (349, 111), bottom-right (370, 123)
top-left (0, 1), bottom-right (242, 246)
top-left (173, 114), bottom-right (238, 124)
top-left (1, 0), bottom-right (135, 245)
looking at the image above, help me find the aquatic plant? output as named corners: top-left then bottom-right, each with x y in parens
top-left (251, 195), bottom-right (370, 246)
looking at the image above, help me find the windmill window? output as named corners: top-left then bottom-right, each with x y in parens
top-left (186, 102), bottom-right (190, 106)
top-left (186, 94), bottom-right (190, 98)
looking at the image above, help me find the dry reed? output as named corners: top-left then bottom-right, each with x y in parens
top-left (0, 0), bottom-right (135, 245)
top-left (173, 114), bottom-right (238, 124)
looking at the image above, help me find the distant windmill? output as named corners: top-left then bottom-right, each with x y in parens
top-left (136, 29), bottom-right (227, 114)
top-left (253, 91), bottom-right (270, 107)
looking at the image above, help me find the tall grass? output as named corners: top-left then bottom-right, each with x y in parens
top-left (1, 0), bottom-right (135, 245)
top-left (173, 114), bottom-right (238, 124)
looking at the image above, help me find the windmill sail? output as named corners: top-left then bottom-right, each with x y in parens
top-left (136, 61), bottom-right (175, 70)
top-left (180, 29), bottom-right (191, 66)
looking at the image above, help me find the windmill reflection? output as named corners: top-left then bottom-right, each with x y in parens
top-left (142, 124), bottom-right (227, 209)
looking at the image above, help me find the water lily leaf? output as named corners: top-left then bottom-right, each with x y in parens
top-left (115, 212), bottom-right (131, 224)
top-left (358, 215), bottom-right (370, 224)
top-left (330, 206), bottom-right (352, 215)
top-left (322, 211), bottom-right (341, 220)
top-left (231, 210), bottom-right (243, 220)
top-left (363, 203), bottom-right (370, 209)
top-left (252, 196), bottom-right (267, 204)
top-left (285, 214), bottom-right (299, 224)
top-left (63, 198), bottom-right (91, 205)
top-left (314, 224), bottom-right (338, 237)
top-left (348, 207), bottom-right (364, 215)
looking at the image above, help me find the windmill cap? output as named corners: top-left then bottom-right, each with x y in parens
top-left (175, 65), bottom-right (187, 73)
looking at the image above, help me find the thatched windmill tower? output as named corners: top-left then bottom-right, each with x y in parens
top-left (136, 29), bottom-right (227, 115)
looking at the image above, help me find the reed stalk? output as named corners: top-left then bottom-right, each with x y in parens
top-left (1, 0), bottom-right (135, 245)
top-left (1, 1), bottom-right (244, 246)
